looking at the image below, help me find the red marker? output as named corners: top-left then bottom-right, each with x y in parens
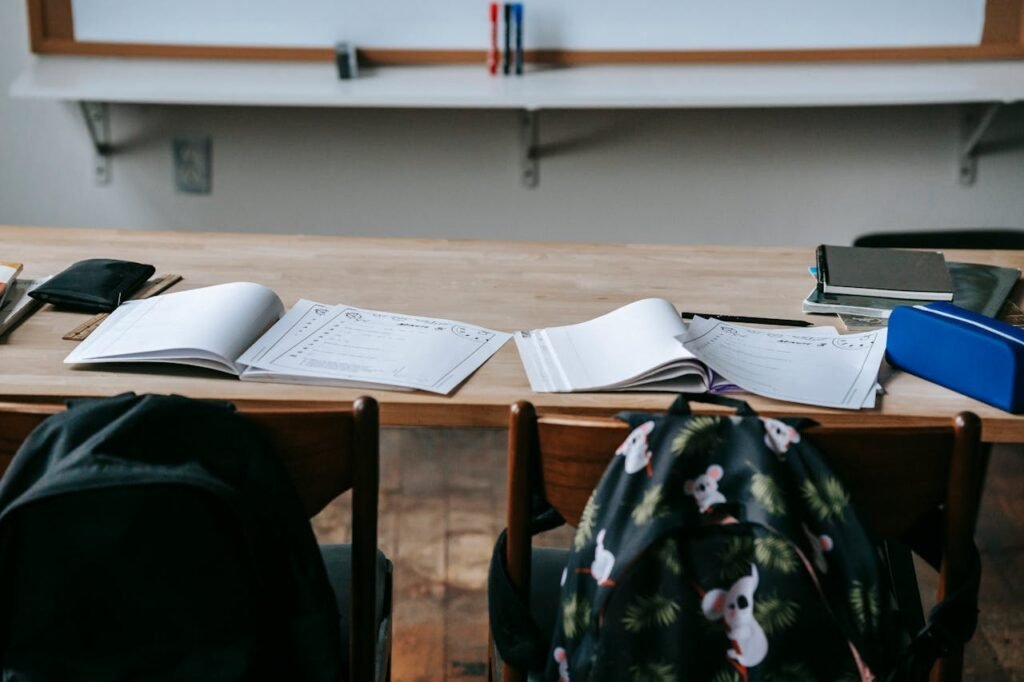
top-left (488, 2), bottom-right (499, 75)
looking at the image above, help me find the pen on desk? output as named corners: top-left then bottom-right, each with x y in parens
top-left (513, 3), bottom-right (523, 76)
top-left (680, 312), bottom-right (815, 328)
top-left (488, 3), bottom-right (499, 75)
top-left (503, 3), bottom-right (512, 75)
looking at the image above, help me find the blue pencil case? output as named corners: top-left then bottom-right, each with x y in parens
top-left (887, 302), bottom-right (1024, 413)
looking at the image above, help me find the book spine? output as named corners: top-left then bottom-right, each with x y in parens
top-left (815, 245), bottom-right (828, 290)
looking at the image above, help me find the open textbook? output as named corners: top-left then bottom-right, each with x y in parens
top-left (514, 298), bottom-right (885, 409)
top-left (65, 282), bottom-right (511, 394)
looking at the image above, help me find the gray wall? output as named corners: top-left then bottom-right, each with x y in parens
top-left (2, 1), bottom-right (1022, 245)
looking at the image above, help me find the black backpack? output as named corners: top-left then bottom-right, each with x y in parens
top-left (490, 394), bottom-right (979, 682)
top-left (0, 393), bottom-right (343, 682)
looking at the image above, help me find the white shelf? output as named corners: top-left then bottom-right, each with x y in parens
top-left (11, 55), bottom-right (1024, 109)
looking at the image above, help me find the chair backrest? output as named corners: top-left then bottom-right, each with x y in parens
top-left (0, 396), bottom-right (381, 682)
top-left (504, 401), bottom-right (985, 682)
top-left (853, 229), bottom-right (1024, 250)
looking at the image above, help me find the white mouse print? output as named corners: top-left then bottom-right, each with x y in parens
top-left (589, 529), bottom-right (616, 586)
top-left (701, 565), bottom-right (768, 670)
top-left (553, 647), bottom-right (570, 682)
top-left (574, 529), bottom-right (617, 586)
top-left (760, 418), bottom-right (800, 455)
top-left (615, 421), bottom-right (656, 475)
top-left (684, 464), bottom-right (727, 512)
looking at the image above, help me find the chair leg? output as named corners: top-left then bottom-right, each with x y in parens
top-left (932, 647), bottom-right (963, 682)
top-left (487, 631), bottom-right (496, 682)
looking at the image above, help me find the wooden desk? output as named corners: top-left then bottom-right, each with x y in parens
top-left (3, 225), bottom-right (1023, 442)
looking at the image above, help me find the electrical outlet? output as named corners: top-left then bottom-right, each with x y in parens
top-left (173, 136), bottom-right (211, 194)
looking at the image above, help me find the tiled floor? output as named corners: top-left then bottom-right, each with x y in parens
top-left (311, 428), bottom-right (1024, 681)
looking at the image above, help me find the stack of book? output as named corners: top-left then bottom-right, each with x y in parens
top-left (802, 245), bottom-right (1020, 325)
top-left (0, 262), bottom-right (21, 309)
top-left (0, 263), bottom-right (50, 340)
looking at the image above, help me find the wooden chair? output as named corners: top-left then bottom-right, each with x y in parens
top-left (0, 397), bottom-right (391, 682)
top-left (853, 229), bottom-right (1024, 250)
top-left (493, 401), bottom-right (986, 682)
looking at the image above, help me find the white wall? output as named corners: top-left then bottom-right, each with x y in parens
top-left (2, 1), bottom-right (1023, 246)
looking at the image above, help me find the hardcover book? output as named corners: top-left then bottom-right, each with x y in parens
top-left (816, 245), bottom-right (953, 300)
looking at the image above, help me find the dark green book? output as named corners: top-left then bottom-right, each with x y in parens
top-left (816, 245), bottom-right (954, 301)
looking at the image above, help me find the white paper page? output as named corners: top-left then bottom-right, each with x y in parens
top-left (238, 300), bottom-right (414, 388)
top-left (65, 282), bottom-right (284, 374)
top-left (238, 301), bottom-right (510, 394)
top-left (702, 323), bottom-right (839, 392)
top-left (514, 298), bottom-right (690, 392)
top-left (679, 317), bottom-right (887, 410)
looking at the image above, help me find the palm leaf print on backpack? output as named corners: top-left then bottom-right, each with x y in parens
top-left (631, 484), bottom-right (666, 525)
top-left (655, 537), bottom-right (683, 576)
top-left (574, 491), bottom-right (599, 551)
top-left (562, 593), bottom-right (592, 640)
top-left (753, 535), bottom-right (799, 575)
top-left (748, 464), bottom-right (787, 517)
top-left (670, 416), bottom-right (724, 457)
top-left (754, 593), bottom-right (800, 636)
top-left (848, 580), bottom-right (881, 633)
top-left (628, 661), bottom-right (676, 682)
top-left (622, 591), bottom-right (682, 632)
top-left (719, 536), bottom-right (755, 585)
top-left (800, 476), bottom-right (850, 522)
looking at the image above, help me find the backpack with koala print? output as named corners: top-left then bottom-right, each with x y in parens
top-left (541, 394), bottom-right (977, 682)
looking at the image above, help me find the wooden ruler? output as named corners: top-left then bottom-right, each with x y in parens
top-left (62, 274), bottom-right (184, 341)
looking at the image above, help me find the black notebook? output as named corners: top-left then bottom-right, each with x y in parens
top-left (815, 245), bottom-right (954, 301)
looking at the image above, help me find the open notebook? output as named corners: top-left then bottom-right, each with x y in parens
top-left (65, 282), bottom-right (510, 395)
top-left (515, 298), bottom-right (726, 393)
top-left (514, 298), bottom-right (886, 410)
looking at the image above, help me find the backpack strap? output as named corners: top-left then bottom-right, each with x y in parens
top-left (617, 393), bottom-right (757, 429)
top-left (487, 427), bottom-right (568, 672)
top-left (487, 491), bottom-right (566, 671)
top-left (488, 529), bottom-right (550, 672)
top-left (668, 392), bottom-right (757, 416)
top-left (894, 543), bottom-right (981, 681)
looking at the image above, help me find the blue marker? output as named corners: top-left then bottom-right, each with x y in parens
top-left (513, 3), bottom-right (524, 76)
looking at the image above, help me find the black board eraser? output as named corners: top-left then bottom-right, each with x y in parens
top-left (335, 42), bottom-right (359, 80)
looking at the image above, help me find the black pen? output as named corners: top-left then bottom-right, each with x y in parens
top-left (680, 312), bottom-right (815, 328)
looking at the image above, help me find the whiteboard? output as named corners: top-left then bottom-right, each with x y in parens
top-left (72, 0), bottom-right (986, 52)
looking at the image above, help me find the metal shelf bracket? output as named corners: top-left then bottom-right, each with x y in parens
top-left (79, 101), bottom-right (112, 185)
top-left (520, 109), bottom-right (539, 188)
top-left (959, 103), bottom-right (1001, 186)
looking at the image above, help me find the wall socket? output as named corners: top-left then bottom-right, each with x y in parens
top-left (173, 136), bottom-right (212, 194)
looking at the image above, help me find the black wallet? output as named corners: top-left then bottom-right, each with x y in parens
top-left (29, 258), bottom-right (155, 313)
